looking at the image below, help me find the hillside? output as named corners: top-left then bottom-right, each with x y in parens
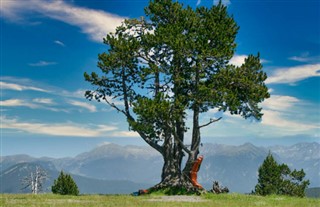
top-left (1, 142), bottom-right (319, 194)
top-left (306, 187), bottom-right (320, 198)
top-left (199, 143), bottom-right (269, 192)
top-left (0, 162), bottom-right (149, 194)
top-left (53, 143), bottom-right (162, 184)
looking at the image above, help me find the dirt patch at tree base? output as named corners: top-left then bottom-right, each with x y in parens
top-left (147, 195), bottom-right (207, 202)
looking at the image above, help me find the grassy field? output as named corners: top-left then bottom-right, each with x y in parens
top-left (1, 193), bottom-right (319, 207)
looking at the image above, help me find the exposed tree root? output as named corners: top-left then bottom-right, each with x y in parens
top-left (148, 176), bottom-right (206, 195)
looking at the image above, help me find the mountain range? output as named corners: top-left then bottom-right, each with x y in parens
top-left (1, 142), bottom-right (319, 194)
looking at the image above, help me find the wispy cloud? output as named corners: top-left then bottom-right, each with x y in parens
top-left (261, 95), bottom-right (299, 112)
top-left (213, 0), bottom-right (231, 6)
top-left (288, 52), bottom-right (320, 63)
top-left (197, 0), bottom-right (202, 6)
top-left (266, 64), bottom-right (320, 84)
top-left (68, 100), bottom-right (97, 112)
top-left (1, 78), bottom-right (99, 112)
top-left (0, 98), bottom-right (65, 112)
top-left (28, 60), bottom-right (57, 67)
top-left (260, 95), bottom-right (319, 132)
top-left (1, 116), bottom-right (117, 137)
top-left (289, 56), bottom-right (313, 63)
top-left (0, 81), bottom-right (49, 92)
top-left (33, 98), bottom-right (55, 105)
top-left (0, 99), bottom-right (38, 109)
top-left (96, 125), bottom-right (122, 133)
top-left (110, 131), bottom-right (140, 138)
top-left (0, 0), bottom-right (125, 42)
top-left (209, 94), bottom-right (319, 137)
top-left (54, 40), bottom-right (65, 47)
top-left (0, 116), bottom-right (120, 137)
top-left (261, 109), bottom-right (318, 131)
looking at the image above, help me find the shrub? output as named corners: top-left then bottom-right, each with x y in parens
top-left (51, 171), bottom-right (79, 196)
top-left (254, 152), bottom-right (309, 197)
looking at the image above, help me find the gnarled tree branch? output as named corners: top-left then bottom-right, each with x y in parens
top-left (199, 117), bottom-right (222, 129)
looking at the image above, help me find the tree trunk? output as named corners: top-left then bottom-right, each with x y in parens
top-left (160, 143), bottom-right (182, 187)
top-left (183, 61), bottom-right (201, 173)
top-left (150, 124), bottom-right (204, 194)
top-left (183, 102), bottom-right (201, 179)
top-left (151, 149), bottom-right (200, 193)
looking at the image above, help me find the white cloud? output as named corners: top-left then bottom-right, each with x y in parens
top-left (213, 0), bottom-right (231, 6)
top-left (110, 131), bottom-right (140, 138)
top-left (0, 98), bottom-right (65, 112)
top-left (97, 142), bottom-right (112, 147)
top-left (261, 109), bottom-right (318, 131)
top-left (205, 94), bottom-right (319, 137)
top-left (68, 100), bottom-right (97, 112)
top-left (54, 40), bottom-right (65, 47)
top-left (0, 99), bottom-right (38, 109)
top-left (0, 1), bottom-right (27, 22)
top-left (68, 89), bottom-right (86, 98)
top-left (0, 0), bottom-right (125, 42)
top-left (289, 56), bottom-right (311, 62)
top-left (288, 52), bottom-right (320, 63)
top-left (1, 116), bottom-right (117, 137)
top-left (266, 64), bottom-right (320, 84)
top-left (33, 98), bottom-right (55, 105)
top-left (261, 95), bottom-right (299, 112)
top-left (229, 54), bottom-right (268, 67)
top-left (97, 125), bottom-right (119, 132)
top-left (197, 0), bottom-right (202, 6)
top-left (229, 55), bottom-right (247, 67)
top-left (259, 95), bottom-right (319, 132)
top-left (0, 81), bottom-right (49, 92)
top-left (28, 61), bottom-right (57, 67)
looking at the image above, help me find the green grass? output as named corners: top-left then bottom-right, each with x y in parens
top-left (1, 193), bottom-right (319, 207)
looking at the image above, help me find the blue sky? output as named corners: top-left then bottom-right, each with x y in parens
top-left (1, 0), bottom-right (319, 158)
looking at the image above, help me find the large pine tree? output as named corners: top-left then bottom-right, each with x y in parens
top-left (85, 0), bottom-right (269, 193)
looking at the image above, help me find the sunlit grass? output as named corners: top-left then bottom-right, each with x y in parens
top-left (203, 193), bottom-right (319, 207)
top-left (1, 193), bottom-right (319, 207)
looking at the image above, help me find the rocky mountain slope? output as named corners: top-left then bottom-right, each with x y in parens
top-left (1, 142), bottom-right (319, 194)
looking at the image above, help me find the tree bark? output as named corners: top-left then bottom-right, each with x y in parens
top-left (183, 62), bottom-right (201, 181)
top-left (150, 118), bottom-right (204, 194)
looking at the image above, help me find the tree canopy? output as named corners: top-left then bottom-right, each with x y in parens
top-left (85, 0), bottom-right (269, 193)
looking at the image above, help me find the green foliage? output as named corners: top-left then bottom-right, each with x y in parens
top-left (254, 153), bottom-right (310, 197)
top-left (84, 0), bottom-right (269, 145)
top-left (51, 171), bottom-right (79, 196)
top-left (84, 0), bottom-right (270, 192)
